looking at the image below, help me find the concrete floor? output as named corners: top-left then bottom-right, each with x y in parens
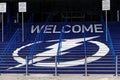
top-left (0, 74), bottom-right (119, 80)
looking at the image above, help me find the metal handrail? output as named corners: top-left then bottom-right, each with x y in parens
top-left (0, 55), bottom-right (119, 76)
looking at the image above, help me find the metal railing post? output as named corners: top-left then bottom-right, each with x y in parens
top-left (84, 56), bottom-right (88, 76)
top-left (26, 56), bottom-right (28, 76)
top-left (2, 13), bottom-right (4, 42)
top-left (117, 10), bottom-right (119, 22)
top-left (115, 56), bottom-right (118, 76)
top-left (54, 56), bottom-right (58, 76)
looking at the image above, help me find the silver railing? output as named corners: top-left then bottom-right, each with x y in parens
top-left (0, 55), bottom-right (119, 76)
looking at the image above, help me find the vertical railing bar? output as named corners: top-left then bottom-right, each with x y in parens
top-left (54, 56), bottom-right (58, 76)
top-left (26, 56), bottom-right (28, 76)
top-left (84, 56), bottom-right (88, 76)
top-left (115, 56), bottom-right (118, 76)
top-left (117, 10), bottom-right (119, 22)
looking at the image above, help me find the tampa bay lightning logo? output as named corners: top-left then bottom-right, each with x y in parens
top-left (8, 36), bottom-right (109, 69)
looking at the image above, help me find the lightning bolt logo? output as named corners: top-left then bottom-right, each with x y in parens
top-left (8, 36), bottom-right (109, 69)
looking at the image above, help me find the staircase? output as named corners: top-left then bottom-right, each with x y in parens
top-left (0, 22), bottom-right (120, 75)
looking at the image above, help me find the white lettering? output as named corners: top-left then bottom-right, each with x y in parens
top-left (44, 25), bottom-right (53, 33)
top-left (72, 25), bottom-right (81, 33)
top-left (53, 25), bottom-right (60, 33)
top-left (94, 24), bottom-right (103, 33)
top-left (31, 24), bottom-right (104, 34)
